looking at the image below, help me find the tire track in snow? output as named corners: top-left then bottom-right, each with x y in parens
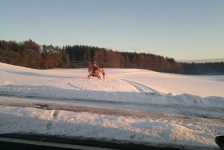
top-left (67, 82), bottom-right (83, 90)
top-left (122, 79), bottom-right (162, 94)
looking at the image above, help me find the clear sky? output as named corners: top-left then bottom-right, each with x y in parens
top-left (0, 0), bottom-right (224, 60)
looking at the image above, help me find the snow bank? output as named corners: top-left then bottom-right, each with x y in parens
top-left (0, 106), bottom-right (222, 149)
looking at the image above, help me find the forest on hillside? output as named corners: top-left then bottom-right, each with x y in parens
top-left (0, 40), bottom-right (223, 74)
top-left (0, 40), bottom-right (70, 69)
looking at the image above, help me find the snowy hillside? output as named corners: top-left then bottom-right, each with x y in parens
top-left (0, 62), bottom-right (224, 149)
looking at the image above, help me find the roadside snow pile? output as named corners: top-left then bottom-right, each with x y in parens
top-left (0, 81), bottom-right (15, 86)
top-left (0, 106), bottom-right (223, 149)
top-left (0, 62), bottom-right (224, 149)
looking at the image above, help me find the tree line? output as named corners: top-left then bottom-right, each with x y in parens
top-left (0, 40), bottom-right (70, 69)
top-left (61, 45), bottom-right (224, 74)
top-left (1, 40), bottom-right (223, 74)
top-left (178, 62), bottom-right (224, 74)
top-left (64, 45), bottom-right (181, 73)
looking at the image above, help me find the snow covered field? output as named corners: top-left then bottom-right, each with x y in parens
top-left (0, 62), bottom-right (224, 149)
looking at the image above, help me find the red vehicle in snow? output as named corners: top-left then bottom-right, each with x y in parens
top-left (87, 61), bottom-right (105, 79)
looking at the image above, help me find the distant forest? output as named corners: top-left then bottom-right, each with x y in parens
top-left (0, 40), bottom-right (70, 69)
top-left (0, 40), bottom-right (224, 74)
top-left (64, 45), bottom-right (181, 73)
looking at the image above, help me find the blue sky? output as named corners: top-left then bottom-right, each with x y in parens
top-left (0, 0), bottom-right (223, 60)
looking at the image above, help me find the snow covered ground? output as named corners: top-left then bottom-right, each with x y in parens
top-left (0, 62), bottom-right (224, 149)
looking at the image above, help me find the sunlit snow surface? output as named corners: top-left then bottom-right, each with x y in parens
top-left (0, 63), bottom-right (224, 149)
